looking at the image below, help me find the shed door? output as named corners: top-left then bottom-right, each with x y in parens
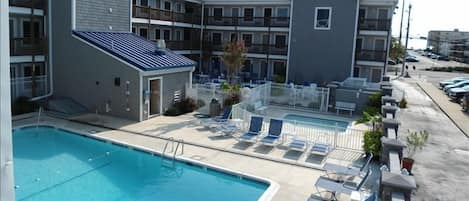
top-left (149, 79), bottom-right (161, 116)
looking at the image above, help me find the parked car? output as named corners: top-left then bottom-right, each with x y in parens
top-left (462, 94), bottom-right (469, 112)
top-left (388, 59), bottom-right (397, 65)
top-left (439, 77), bottom-right (469, 88)
top-left (437, 56), bottom-right (450, 61)
top-left (448, 86), bottom-right (469, 102)
top-left (444, 80), bottom-right (469, 94)
top-left (405, 56), bottom-right (419, 62)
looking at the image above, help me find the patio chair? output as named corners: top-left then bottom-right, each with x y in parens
top-left (322, 153), bottom-right (373, 177)
top-left (260, 119), bottom-right (284, 146)
top-left (238, 116), bottom-right (263, 143)
top-left (201, 106), bottom-right (232, 129)
top-left (288, 136), bottom-right (308, 152)
top-left (314, 169), bottom-right (371, 201)
top-left (309, 143), bottom-right (331, 156)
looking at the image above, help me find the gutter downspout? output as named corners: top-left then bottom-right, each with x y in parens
top-left (31, 0), bottom-right (53, 101)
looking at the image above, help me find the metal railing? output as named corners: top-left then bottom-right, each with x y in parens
top-left (231, 103), bottom-right (366, 151)
top-left (133, 5), bottom-right (202, 24)
top-left (10, 38), bottom-right (46, 56)
top-left (164, 40), bottom-right (201, 50)
top-left (358, 19), bottom-right (391, 31)
top-left (210, 43), bottom-right (288, 55)
top-left (355, 49), bottom-right (387, 62)
top-left (204, 16), bottom-right (289, 27)
top-left (9, 0), bottom-right (46, 9)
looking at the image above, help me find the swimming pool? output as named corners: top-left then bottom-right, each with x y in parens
top-left (13, 126), bottom-right (269, 201)
top-left (284, 114), bottom-right (349, 132)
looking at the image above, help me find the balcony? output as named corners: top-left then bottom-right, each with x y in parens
top-left (210, 42), bottom-right (288, 55)
top-left (356, 49), bottom-right (386, 62)
top-left (358, 19), bottom-right (391, 31)
top-left (204, 16), bottom-right (290, 27)
top-left (163, 40), bottom-right (201, 51)
top-left (9, 0), bottom-right (46, 9)
top-left (10, 38), bottom-right (46, 56)
top-left (132, 5), bottom-right (201, 25)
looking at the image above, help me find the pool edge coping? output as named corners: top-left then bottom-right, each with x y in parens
top-left (13, 124), bottom-right (280, 201)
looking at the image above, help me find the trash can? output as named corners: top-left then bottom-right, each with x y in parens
top-left (209, 98), bottom-right (221, 117)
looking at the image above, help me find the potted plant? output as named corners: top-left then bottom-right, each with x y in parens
top-left (402, 130), bottom-right (429, 173)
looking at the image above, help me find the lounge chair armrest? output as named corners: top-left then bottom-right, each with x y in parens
top-left (342, 182), bottom-right (358, 191)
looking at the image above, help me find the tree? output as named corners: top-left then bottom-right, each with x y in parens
top-left (389, 37), bottom-right (405, 61)
top-left (221, 40), bottom-right (247, 84)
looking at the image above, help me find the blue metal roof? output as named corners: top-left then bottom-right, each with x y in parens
top-left (73, 31), bottom-right (196, 71)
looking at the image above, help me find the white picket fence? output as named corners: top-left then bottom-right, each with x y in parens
top-left (232, 103), bottom-right (366, 151)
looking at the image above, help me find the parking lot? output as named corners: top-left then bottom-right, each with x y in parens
top-left (386, 51), bottom-right (469, 136)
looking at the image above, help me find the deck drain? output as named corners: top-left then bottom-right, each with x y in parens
top-left (190, 155), bottom-right (205, 160)
top-left (454, 149), bottom-right (469, 156)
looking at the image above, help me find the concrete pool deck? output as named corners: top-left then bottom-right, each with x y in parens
top-left (13, 114), bottom-right (372, 201)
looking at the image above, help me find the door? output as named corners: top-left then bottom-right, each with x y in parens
top-left (260, 61), bottom-right (268, 79)
top-left (232, 8), bottom-right (239, 25)
top-left (149, 79), bottom-right (162, 116)
top-left (275, 35), bottom-right (286, 48)
top-left (371, 68), bottom-right (382, 82)
top-left (262, 34), bottom-right (269, 51)
top-left (374, 39), bottom-right (385, 60)
top-left (377, 9), bottom-right (388, 30)
top-left (264, 8), bottom-right (272, 26)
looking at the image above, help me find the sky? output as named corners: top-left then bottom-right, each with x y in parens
top-left (391, 0), bottom-right (469, 49)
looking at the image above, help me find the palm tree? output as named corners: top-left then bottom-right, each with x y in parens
top-left (221, 40), bottom-right (247, 85)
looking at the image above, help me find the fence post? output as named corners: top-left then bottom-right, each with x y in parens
top-left (334, 122), bottom-right (338, 148)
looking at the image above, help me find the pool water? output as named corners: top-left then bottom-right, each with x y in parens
top-left (284, 114), bottom-right (349, 131)
top-left (13, 126), bottom-right (268, 201)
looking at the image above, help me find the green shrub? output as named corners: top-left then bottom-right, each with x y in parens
top-left (368, 92), bottom-right (383, 108)
top-left (399, 97), bottom-right (408, 108)
top-left (363, 130), bottom-right (383, 158)
top-left (223, 93), bottom-right (241, 107)
top-left (355, 106), bottom-right (380, 124)
top-left (12, 96), bottom-right (37, 115)
top-left (164, 98), bottom-right (198, 116)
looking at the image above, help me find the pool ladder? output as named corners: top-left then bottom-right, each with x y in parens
top-left (161, 138), bottom-right (184, 168)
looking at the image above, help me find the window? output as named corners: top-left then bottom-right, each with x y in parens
top-left (22, 64), bottom-right (44, 77)
top-left (175, 30), bottom-right (182, 40)
top-left (184, 29), bottom-right (191, 40)
top-left (23, 65), bottom-right (33, 77)
top-left (277, 8), bottom-right (289, 21)
top-left (230, 33), bottom-right (237, 42)
top-left (132, 27), bottom-right (136, 33)
top-left (358, 8), bottom-right (366, 22)
top-left (243, 60), bottom-right (251, 73)
top-left (275, 35), bottom-right (286, 48)
top-left (244, 8), bottom-right (254, 21)
top-left (164, 1), bottom-right (171, 10)
top-left (242, 34), bottom-right (252, 47)
top-left (9, 20), bottom-right (14, 37)
top-left (353, 67), bottom-right (360, 77)
top-left (175, 3), bottom-right (182, 12)
top-left (139, 28), bottom-right (148, 38)
top-left (213, 8), bottom-right (223, 21)
top-left (212, 33), bottom-right (222, 45)
top-left (163, 30), bottom-right (171, 40)
top-left (273, 61), bottom-right (286, 82)
top-left (314, 7), bottom-right (331, 30)
top-left (155, 29), bottom-right (160, 40)
top-left (10, 67), bottom-right (16, 78)
top-left (140, 0), bottom-right (148, 7)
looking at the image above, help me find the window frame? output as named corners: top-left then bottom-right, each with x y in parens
top-left (243, 7), bottom-right (255, 22)
top-left (211, 32), bottom-right (223, 45)
top-left (241, 33), bottom-right (253, 47)
top-left (314, 7), bottom-right (332, 30)
top-left (276, 7), bottom-right (289, 21)
top-left (213, 7), bottom-right (224, 21)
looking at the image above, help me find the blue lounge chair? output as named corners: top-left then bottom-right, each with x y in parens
top-left (314, 169), bottom-right (371, 200)
top-left (238, 116), bottom-right (263, 142)
top-left (260, 119), bottom-right (283, 146)
top-left (309, 143), bottom-right (331, 156)
top-left (322, 153), bottom-right (373, 177)
top-left (288, 137), bottom-right (308, 152)
top-left (202, 106), bottom-right (232, 128)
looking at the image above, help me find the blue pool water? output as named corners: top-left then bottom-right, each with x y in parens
top-left (13, 126), bottom-right (268, 201)
top-left (284, 114), bottom-right (349, 131)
